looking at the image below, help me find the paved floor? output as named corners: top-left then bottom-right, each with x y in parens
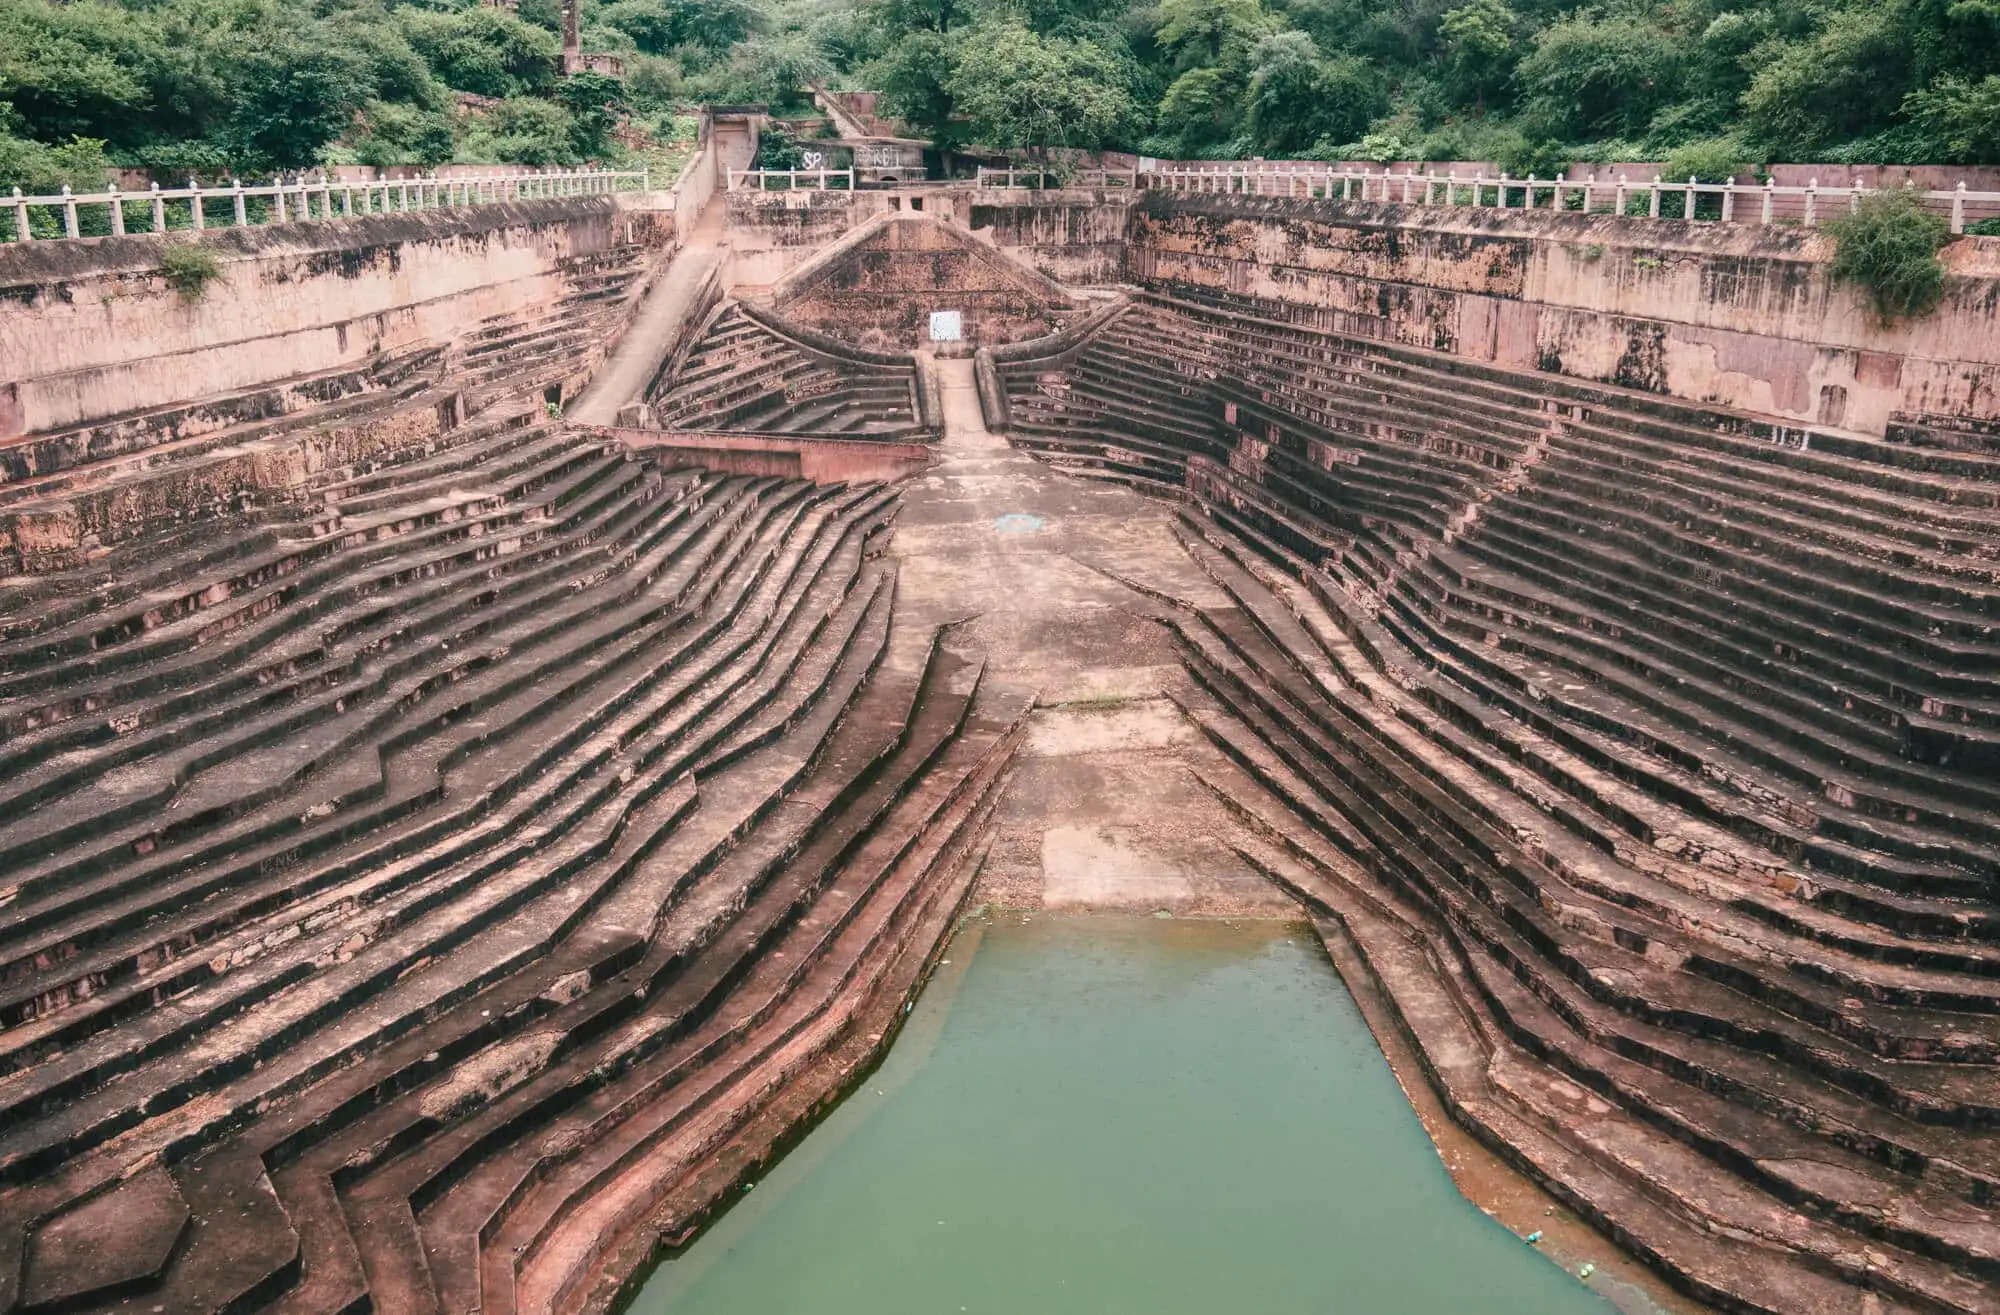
top-left (890, 358), bottom-right (1295, 916)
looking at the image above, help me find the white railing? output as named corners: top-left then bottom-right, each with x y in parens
top-left (974, 166), bottom-right (1139, 189)
top-left (1137, 165), bottom-right (1999, 233)
top-left (725, 168), bottom-right (855, 192)
top-left (5, 167), bottom-right (651, 243)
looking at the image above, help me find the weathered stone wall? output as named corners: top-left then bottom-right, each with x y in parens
top-left (963, 191), bottom-right (1132, 286)
top-left (725, 187), bottom-right (1134, 291)
top-left (1126, 192), bottom-right (2000, 434)
top-left (772, 215), bottom-right (1077, 348)
top-left (0, 197), bottom-right (662, 440)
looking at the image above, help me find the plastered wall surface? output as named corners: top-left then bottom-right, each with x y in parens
top-left (770, 215), bottom-right (1079, 347)
top-left (1127, 193), bottom-right (2000, 433)
top-left (726, 188), bottom-right (1133, 290)
top-left (0, 198), bottom-right (657, 439)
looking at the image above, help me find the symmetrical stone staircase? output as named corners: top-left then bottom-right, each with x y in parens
top-left (0, 260), bottom-right (1022, 1314)
top-left (651, 303), bottom-right (925, 438)
top-left (1001, 292), bottom-right (2000, 1314)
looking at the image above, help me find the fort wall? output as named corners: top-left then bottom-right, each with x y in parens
top-left (1126, 192), bottom-right (2000, 435)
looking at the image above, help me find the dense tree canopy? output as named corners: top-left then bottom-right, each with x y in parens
top-left (5, 0), bottom-right (2000, 202)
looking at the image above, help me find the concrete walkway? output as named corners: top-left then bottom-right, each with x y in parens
top-left (568, 196), bottom-right (727, 427)
top-left (889, 358), bottom-right (1294, 916)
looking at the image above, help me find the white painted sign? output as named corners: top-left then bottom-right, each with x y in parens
top-left (801, 150), bottom-right (826, 169)
top-left (929, 310), bottom-right (963, 342)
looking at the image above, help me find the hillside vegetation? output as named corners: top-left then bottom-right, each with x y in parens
top-left (3, 0), bottom-right (1998, 200)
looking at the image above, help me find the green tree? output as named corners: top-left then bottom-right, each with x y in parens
top-left (597, 0), bottom-right (760, 56)
top-left (464, 96), bottom-right (576, 164)
top-left (1156, 67), bottom-right (1230, 154)
top-left (947, 20), bottom-right (1137, 158)
top-left (1515, 11), bottom-right (1681, 140)
top-left (1245, 32), bottom-right (1382, 156)
top-left (400, 5), bottom-right (559, 99)
top-left (753, 120), bottom-right (805, 169)
top-left (0, 130), bottom-right (113, 194)
top-left (1438, 0), bottom-right (1516, 108)
top-left (352, 101), bottom-right (456, 166)
top-left (552, 69), bottom-right (625, 158)
top-left (1156, 0), bottom-right (1276, 71)
top-left (0, 0), bottom-right (152, 144)
top-left (1739, 9), bottom-right (1911, 156)
top-left (225, 38), bottom-right (371, 171)
top-left (692, 31), bottom-right (832, 110)
top-left (1152, 0), bottom-right (1276, 153)
top-left (872, 28), bottom-right (963, 149)
top-left (1902, 74), bottom-right (2000, 163)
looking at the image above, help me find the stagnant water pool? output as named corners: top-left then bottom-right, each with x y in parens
top-left (630, 914), bottom-right (1624, 1315)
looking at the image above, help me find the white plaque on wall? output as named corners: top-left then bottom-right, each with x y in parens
top-left (929, 310), bottom-right (964, 342)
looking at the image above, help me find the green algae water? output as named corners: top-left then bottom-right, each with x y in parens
top-left (629, 915), bottom-right (1617, 1315)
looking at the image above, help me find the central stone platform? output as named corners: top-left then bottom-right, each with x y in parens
top-left (890, 359), bottom-right (1295, 917)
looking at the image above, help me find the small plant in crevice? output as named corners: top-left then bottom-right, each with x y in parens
top-left (1581, 242), bottom-right (1605, 261)
top-left (158, 242), bottom-right (223, 302)
top-left (1632, 254), bottom-right (1662, 270)
top-left (1824, 189), bottom-right (1951, 324)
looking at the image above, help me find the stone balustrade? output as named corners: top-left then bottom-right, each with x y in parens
top-left (1133, 163), bottom-right (2000, 232)
top-left (5, 167), bottom-right (650, 243)
top-left (974, 166), bottom-right (1140, 189)
top-left (725, 167), bottom-right (857, 192)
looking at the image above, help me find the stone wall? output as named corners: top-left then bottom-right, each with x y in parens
top-left (770, 214), bottom-right (1079, 348)
top-left (1126, 192), bottom-right (2000, 434)
top-left (725, 187), bottom-right (1134, 290)
top-left (963, 190), bottom-right (1133, 286)
top-left (0, 196), bottom-right (664, 441)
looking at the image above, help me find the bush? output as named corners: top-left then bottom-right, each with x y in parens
top-left (1824, 189), bottom-right (1951, 323)
top-left (0, 133), bottom-right (115, 237)
top-left (623, 54), bottom-right (682, 111)
top-left (460, 97), bottom-right (576, 165)
top-left (1496, 134), bottom-right (1567, 179)
top-left (400, 6), bottom-right (558, 99)
top-left (351, 101), bottom-right (456, 167)
top-left (1660, 135), bottom-right (1751, 218)
top-left (1901, 75), bottom-right (2000, 165)
top-left (1322, 129), bottom-right (1418, 163)
top-left (551, 71), bottom-right (625, 159)
top-left (1660, 136), bottom-right (1750, 184)
top-left (753, 122), bottom-right (805, 170)
top-left (158, 241), bottom-right (222, 301)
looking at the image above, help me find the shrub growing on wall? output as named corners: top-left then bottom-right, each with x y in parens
top-left (158, 242), bottom-right (222, 301)
top-left (1824, 189), bottom-right (1951, 322)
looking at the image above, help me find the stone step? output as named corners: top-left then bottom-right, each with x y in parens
top-left (0, 483), bottom-right (893, 1051)
top-left (0, 483), bottom-right (900, 1231)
